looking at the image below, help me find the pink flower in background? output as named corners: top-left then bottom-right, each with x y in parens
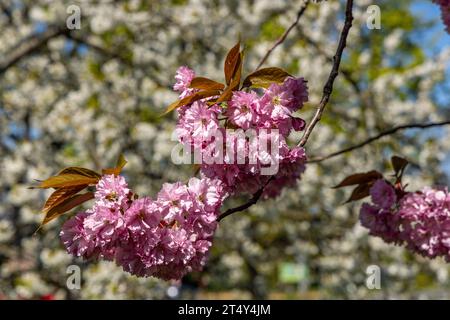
top-left (370, 179), bottom-right (397, 209)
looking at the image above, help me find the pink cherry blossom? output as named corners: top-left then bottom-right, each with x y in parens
top-left (226, 91), bottom-right (258, 129)
top-left (370, 179), bottom-right (397, 209)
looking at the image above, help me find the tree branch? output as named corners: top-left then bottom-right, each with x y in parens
top-left (308, 120), bottom-right (450, 163)
top-left (0, 25), bottom-right (69, 74)
top-left (255, 0), bottom-right (309, 71)
top-left (218, 177), bottom-right (274, 221)
top-left (299, 0), bottom-right (354, 147)
top-left (218, 0), bottom-right (354, 221)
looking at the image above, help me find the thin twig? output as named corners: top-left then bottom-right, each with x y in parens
top-left (255, 0), bottom-right (309, 71)
top-left (218, 176), bottom-right (274, 221)
top-left (218, 0), bottom-right (354, 221)
top-left (299, 0), bottom-right (354, 147)
top-left (218, 188), bottom-right (264, 222)
top-left (308, 120), bottom-right (450, 163)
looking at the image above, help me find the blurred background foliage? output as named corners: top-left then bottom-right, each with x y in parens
top-left (0, 0), bottom-right (449, 299)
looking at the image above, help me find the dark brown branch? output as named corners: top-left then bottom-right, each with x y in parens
top-left (255, 0), bottom-right (309, 71)
top-left (308, 120), bottom-right (450, 163)
top-left (0, 25), bottom-right (69, 74)
top-left (218, 0), bottom-right (354, 221)
top-left (299, 0), bottom-right (354, 147)
top-left (218, 177), bottom-right (274, 221)
top-left (218, 188), bottom-right (264, 221)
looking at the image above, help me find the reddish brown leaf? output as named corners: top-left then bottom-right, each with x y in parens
top-left (162, 90), bottom-right (221, 115)
top-left (41, 192), bottom-right (95, 225)
top-left (190, 77), bottom-right (225, 91)
top-left (38, 174), bottom-right (99, 189)
top-left (392, 156), bottom-right (408, 176)
top-left (242, 67), bottom-right (291, 88)
top-left (58, 167), bottom-right (101, 179)
top-left (345, 183), bottom-right (371, 203)
top-left (42, 186), bottom-right (85, 213)
top-left (333, 170), bottom-right (383, 189)
top-left (224, 41), bottom-right (241, 85)
top-left (216, 54), bottom-right (243, 103)
top-left (102, 154), bottom-right (128, 176)
top-left (216, 86), bottom-right (234, 103)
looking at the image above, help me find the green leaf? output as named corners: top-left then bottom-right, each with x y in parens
top-left (242, 67), bottom-right (291, 88)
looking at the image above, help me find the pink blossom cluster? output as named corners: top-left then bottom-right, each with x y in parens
top-left (433, 0), bottom-right (450, 33)
top-left (173, 66), bottom-right (308, 198)
top-left (60, 174), bottom-right (227, 280)
top-left (360, 179), bottom-right (450, 260)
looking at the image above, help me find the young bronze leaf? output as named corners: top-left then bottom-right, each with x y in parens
top-left (38, 174), bottom-right (99, 189)
top-left (224, 41), bottom-right (241, 85)
top-left (102, 154), bottom-right (128, 176)
top-left (392, 156), bottom-right (408, 175)
top-left (162, 90), bottom-right (221, 115)
top-left (42, 185), bottom-right (85, 213)
top-left (217, 55), bottom-right (244, 103)
top-left (58, 167), bottom-right (101, 179)
top-left (41, 192), bottom-right (94, 226)
top-left (242, 67), bottom-right (291, 89)
top-left (345, 183), bottom-right (371, 203)
top-left (102, 167), bottom-right (118, 175)
top-left (216, 86), bottom-right (234, 103)
top-left (333, 170), bottom-right (382, 189)
top-left (190, 77), bottom-right (225, 91)
top-left (116, 153), bottom-right (127, 171)
top-left (230, 52), bottom-right (243, 89)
